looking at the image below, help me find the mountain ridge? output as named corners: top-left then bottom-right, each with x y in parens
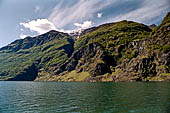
top-left (0, 12), bottom-right (169, 82)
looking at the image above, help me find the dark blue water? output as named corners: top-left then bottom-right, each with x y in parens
top-left (0, 82), bottom-right (170, 113)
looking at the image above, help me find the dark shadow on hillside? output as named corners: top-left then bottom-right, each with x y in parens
top-left (7, 63), bottom-right (38, 81)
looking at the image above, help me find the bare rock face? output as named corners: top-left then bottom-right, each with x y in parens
top-left (53, 42), bottom-right (112, 77)
top-left (92, 63), bottom-right (111, 76)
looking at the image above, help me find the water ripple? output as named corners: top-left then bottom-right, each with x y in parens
top-left (0, 82), bottom-right (170, 113)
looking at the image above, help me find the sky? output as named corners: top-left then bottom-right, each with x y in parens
top-left (0, 0), bottom-right (169, 47)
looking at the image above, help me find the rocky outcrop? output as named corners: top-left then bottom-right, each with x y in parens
top-left (52, 42), bottom-right (112, 76)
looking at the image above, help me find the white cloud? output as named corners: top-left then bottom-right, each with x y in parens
top-left (19, 0), bottom-right (170, 39)
top-left (97, 13), bottom-right (103, 18)
top-left (48, 0), bottom-right (116, 28)
top-left (20, 19), bottom-right (57, 34)
top-left (35, 6), bottom-right (40, 13)
top-left (19, 18), bottom-right (74, 38)
top-left (20, 33), bottom-right (27, 39)
top-left (74, 21), bottom-right (92, 29)
top-left (20, 28), bottom-right (24, 32)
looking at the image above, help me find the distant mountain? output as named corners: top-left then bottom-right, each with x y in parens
top-left (0, 12), bottom-right (169, 81)
top-left (149, 24), bottom-right (157, 29)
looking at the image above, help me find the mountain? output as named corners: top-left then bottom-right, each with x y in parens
top-left (0, 12), bottom-right (169, 81)
top-left (0, 30), bottom-right (74, 81)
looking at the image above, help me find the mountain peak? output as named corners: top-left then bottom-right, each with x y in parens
top-left (0, 29), bottom-right (70, 53)
top-left (149, 24), bottom-right (157, 29)
top-left (165, 12), bottom-right (170, 18)
top-left (162, 12), bottom-right (170, 24)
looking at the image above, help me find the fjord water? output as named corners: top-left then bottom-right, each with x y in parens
top-left (0, 82), bottom-right (170, 113)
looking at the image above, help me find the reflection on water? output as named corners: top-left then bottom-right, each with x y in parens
top-left (0, 82), bottom-right (170, 113)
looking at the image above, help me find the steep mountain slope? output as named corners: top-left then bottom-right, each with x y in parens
top-left (0, 12), bottom-right (169, 81)
top-left (0, 30), bottom-right (74, 80)
top-left (44, 20), bottom-right (152, 81)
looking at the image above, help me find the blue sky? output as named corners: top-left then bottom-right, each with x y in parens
top-left (0, 0), bottom-right (169, 47)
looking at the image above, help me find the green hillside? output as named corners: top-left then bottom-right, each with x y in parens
top-left (0, 30), bottom-right (74, 80)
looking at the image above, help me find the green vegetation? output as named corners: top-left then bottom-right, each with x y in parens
top-left (75, 21), bottom-right (151, 56)
top-left (0, 31), bottom-right (74, 80)
top-left (161, 44), bottom-right (170, 53)
top-left (36, 71), bottom-right (90, 82)
top-left (148, 12), bottom-right (170, 53)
